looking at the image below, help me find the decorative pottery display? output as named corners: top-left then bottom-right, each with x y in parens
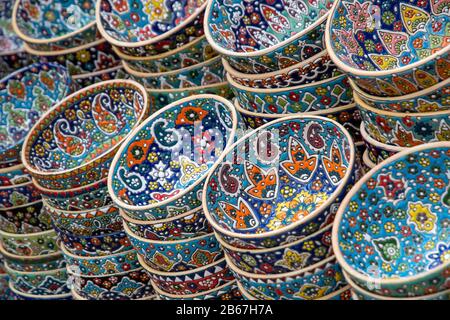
top-left (108, 94), bottom-right (240, 221)
top-left (72, 66), bottom-right (127, 88)
top-left (153, 280), bottom-right (242, 300)
top-left (0, 229), bottom-right (59, 257)
top-left (325, 0), bottom-right (450, 96)
top-left (0, 200), bottom-right (52, 234)
top-left (0, 164), bottom-right (31, 187)
top-left (361, 123), bottom-right (404, 165)
top-left (333, 142), bottom-right (450, 298)
top-left (8, 282), bottom-right (72, 300)
top-left (203, 115), bottom-right (356, 249)
top-left (22, 80), bottom-right (148, 190)
top-left (204, 0), bottom-right (334, 73)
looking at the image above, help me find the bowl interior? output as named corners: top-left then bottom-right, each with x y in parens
top-left (328, 0), bottom-right (449, 72)
top-left (14, 0), bottom-right (95, 40)
top-left (336, 146), bottom-right (450, 279)
top-left (98, 0), bottom-right (206, 44)
top-left (205, 117), bottom-right (353, 234)
top-left (207, 0), bottom-right (333, 53)
top-left (25, 81), bottom-right (146, 174)
top-left (110, 96), bottom-right (235, 207)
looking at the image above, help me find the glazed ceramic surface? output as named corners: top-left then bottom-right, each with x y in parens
top-left (203, 116), bottom-right (355, 249)
top-left (361, 123), bottom-right (403, 165)
top-left (22, 80), bottom-right (148, 190)
top-left (334, 143), bottom-right (450, 297)
top-left (0, 229), bottom-right (59, 256)
top-left (326, 0), bottom-right (450, 96)
top-left (0, 51), bottom-right (35, 80)
top-left (8, 284), bottom-right (72, 300)
top-left (0, 62), bottom-right (73, 163)
top-left (0, 201), bottom-right (53, 234)
top-left (0, 181), bottom-right (41, 208)
top-left (0, 164), bottom-right (31, 187)
top-left (0, 249), bottom-right (65, 272)
top-left (72, 66), bottom-right (127, 88)
top-left (109, 95), bottom-right (240, 221)
top-left (205, 0), bottom-right (333, 73)
top-left (231, 74), bottom-right (354, 115)
top-left (155, 280), bottom-right (242, 300)
top-left (0, 0), bottom-right (23, 54)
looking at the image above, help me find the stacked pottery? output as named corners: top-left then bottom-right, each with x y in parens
top-left (333, 143), bottom-right (450, 300)
top-left (324, 0), bottom-right (449, 172)
top-left (96, 0), bottom-right (232, 113)
top-left (202, 116), bottom-right (356, 300)
top-left (21, 79), bottom-right (156, 300)
top-left (108, 95), bottom-right (243, 300)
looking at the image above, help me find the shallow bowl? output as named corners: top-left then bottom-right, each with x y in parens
top-left (0, 164), bottom-right (31, 187)
top-left (0, 200), bottom-right (52, 234)
top-left (361, 123), bottom-right (404, 165)
top-left (0, 180), bottom-right (41, 209)
top-left (9, 282), bottom-right (72, 300)
top-left (153, 280), bottom-right (241, 300)
top-left (0, 228), bottom-right (59, 257)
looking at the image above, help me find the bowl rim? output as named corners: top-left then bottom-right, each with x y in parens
top-left (0, 241), bottom-right (62, 261)
top-left (0, 163), bottom-right (25, 175)
top-left (0, 178), bottom-right (35, 192)
top-left (95, 0), bottom-right (208, 49)
top-left (55, 223), bottom-right (126, 240)
top-left (21, 79), bottom-right (148, 178)
top-left (147, 81), bottom-right (229, 93)
top-left (11, 0), bottom-right (97, 45)
top-left (107, 93), bottom-right (239, 212)
top-left (71, 65), bottom-right (124, 80)
top-left (332, 141), bottom-right (450, 285)
top-left (362, 149), bottom-right (376, 170)
top-left (360, 123), bottom-right (406, 153)
top-left (4, 261), bottom-right (66, 276)
top-left (70, 287), bottom-right (157, 300)
top-left (120, 205), bottom-right (202, 225)
top-left (203, 0), bottom-right (330, 59)
top-left (0, 199), bottom-right (42, 212)
top-left (32, 177), bottom-right (108, 196)
top-left (324, 0), bottom-right (450, 78)
top-left (9, 282), bottom-right (72, 300)
top-left (43, 201), bottom-right (116, 216)
top-left (23, 38), bottom-right (107, 56)
top-left (59, 241), bottom-right (136, 261)
top-left (202, 114), bottom-right (355, 240)
top-left (66, 265), bottom-right (144, 278)
top-left (0, 227), bottom-right (56, 238)
top-left (151, 278), bottom-right (236, 299)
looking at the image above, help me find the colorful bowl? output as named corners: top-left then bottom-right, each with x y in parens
top-left (325, 0), bottom-right (450, 97)
top-left (0, 50), bottom-right (35, 80)
top-left (0, 62), bottom-right (73, 163)
top-left (361, 149), bottom-right (376, 173)
top-left (96, 0), bottom-right (207, 57)
top-left (108, 94), bottom-right (241, 221)
top-left (12, 0), bottom-right (98, 51)
top-left (203, 115), bottom-right (356, 249)
top-left (22, 79), bottom-right (148, 190)
top-left (0, 229), bottom-right (59, 257)
top-left (0, 244), bottom-right (65, 272)
top-left (0, 200), bottom-right (53, 234)
top-left (121, 206), bottom-right (212, 241)
top-left (124, 55), bottom-right (225, 89)
top-left (153, 280), bottom-right (241, 300)
top-left (217, 224), bottom-right (334, 275)
top-left (204, 0), bottom-right (334, 73)
top-left (139, 256), bottom-right (235, 296)
top-left (0, 164), bottom-right (31, 187)
top-left (72, 65), bottom-right (127, 88)
top-left (356, 92), bottom-right (450, 147)
top-left (71, 288), bottom-right (157, 300)
top-left (8, 282), bottom-right (72, 300)
top-left (0, 180), bottom-right (41, 209)
top-left (361, 123), bottom-right (404, 165)
top-left (224, 51), bottom-right (341, 89)
top-left (333, 142), bottom-right (450, 298)
top-left (351, 77), bottom-right (450, 113)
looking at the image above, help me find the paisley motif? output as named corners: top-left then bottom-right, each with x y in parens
top-left (54, 119), bottom-right (86, 157)
top-left (92, 93), bottom-right (122, 135)
top-left (322, 142), bottom-right (348, 185)
top-left (219, 199), bottom-right (259, 231)
top-left (260, 4), bottom-right (291, 34)
top-left (281, 136), bottom-right (318, 183)
top-left (244, 162), bottom-right (278, 200)
top-left (219, 163), bottom-right (240, 195)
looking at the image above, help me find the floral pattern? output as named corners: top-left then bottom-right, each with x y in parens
top-left (0, 201), bottom-right (53, 234)
top-left (0, 229), bottom-right (59, 257)
top-left (157, 281), bottom-right (242, 300)
top-left (0, 181), bottom-right (41, 209)
top-left (0, 164), bottom-right (31, 187)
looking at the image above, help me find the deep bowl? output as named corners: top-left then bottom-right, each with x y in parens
top-left (361, 123), bottom-right (404, 165)
top-left (0, 164), bottom-right (31, 187)
top-left (205, 0), bottom-right (334, 73)
top-left (108, 94), bottom-right (240, 221)
top-left (0, 200), bottom-right (52, 234)
top-left (22, 79), bottom-right (148, 190)
top-left (153, 280), bottom-right (241, 300)
top-left (333, 142), bottom-right (450, 298)
top-left (325, 0), bottom-right (450, 97)
top-left (0, 62), bottom-right (73, 163)
top-left (0, 229), bottom-right (59, 257)
top-left (0, 180), bottom-right (41, 209)
top-left (203, 115), bottom-right (355, 249)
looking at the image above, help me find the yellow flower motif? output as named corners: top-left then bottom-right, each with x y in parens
top-left (418, 157), bottom-right (430, 167)
top-left (424, 241), bottom-right (435, 251)
top-left (429, 192), bottom-right (440, 203)
top-left (76, 50), bottom-right (91, 63)
top-left (144, 0), bottom-right (165, 20)
top-left (408, 202), bottom-right (437, 233)
top-left (349, 201), bottom-right (359, 212)
top-left (147, 152), bottom-right (158, 163)
top-left (384, 222), bottom-right (395, 233)
top-left (280, 186), bottom-right (295, 198)
top-left (148, 182), bottom-right (158, 190)
top-left (354, 231), bottom-right (363, 241)
top-left (315, 87), bottom-right (327, 96)
top-left (382, 262), bottom-right (392, 272)
top-left (302, 241), bottom-right (315, 251)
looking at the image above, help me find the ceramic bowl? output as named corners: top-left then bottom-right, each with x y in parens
top-left (34, 178), bottom-right (112, 211)
top-left (71, 288), bottom-right (158, 300)
top-left (224, 51), bottom-right (341, 89)
top-left (96, 0), bottom-right (207, 57)
top-left (125, 226), bottom-right (223, 273)
top-left (333, 142), bottom-right (450, 298)
top-left (0, 62), bottom-right (73, 163)
top-left (139, 255), bottom-right (235, 296)
top-left (203, 115), bottom-right (356, 249)
top-left (230, 73), bottom-right (353, 114)
top-left (356, 92), bottom-right (450, 147)
top-left (22, 79), bottom-right (148, 190)
top-left (5, 262), bottom-right (69, 296)
top-left (227, 255), bottom-right (346, 300)
top-left (8, 282), bottom-right (72, 300)
top-left (46, 203), bottom-right (122, 236)
top-left (0, 180), bottom-right (41, 209)
top-left (72, 65), bottom-right (127, 88)
top-left (0, 200), bottom-right (53, 234)
top-left (0, 164), bottom-right (31, 187)
top-left (23, 39), bottom-right (121, 76)
top-left (61, 244), bottom-right (140, 276)
top-left (124, 55), bottom-right (225, 89)
top-left (205, 0), bottom-right (334, 74)
top-left (108, 94), bottom-right (240, 221)
top-left (217, 224), bottom-right (333, 275)
top-left (325, 0), bottom-right (450, 97)
top-left (153, 280), bottom-right (241, 300)
top-left (361, 123), bottom-right (404, 165)
top-left (0, 50), bottom-right (35, 80)
top-left (115, 36), bottom-right (218, 73)
top-left (0, 244), bottom-right (65, 272)
top-left (351, 78), bottom-right (450, 113)
top-left (0, 228), bottom-right (59, 257)
top-left (121, 206), bottom-right (212, 241)
top-left (361, 149), bottom-right (376, 173)
top-left (12, 0), bottom-right (98, 52)
top-left (70, 267), bottom-right (154, 300)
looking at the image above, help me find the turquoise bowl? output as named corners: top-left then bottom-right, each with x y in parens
top-left (153, 280), bottom-right (242, 300)
top-left (333, 142), bottom-right (450, 298)
top-left (108, 94), bottom-right (241, 221)
top-left (205, 0), bottom-right (334, 73)
top-left (325, 0), bottom-right (450, 97)
top-left (361, 123), bottom-right (404, 165)
top-left (0, 164), bottom-right (31, 187)
top-left (203, 115), bottom-right (356, 249)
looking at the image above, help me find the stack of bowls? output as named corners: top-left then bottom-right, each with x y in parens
top-left (325, 0), bottom-right (449, 171)
top-left (108, 95), bottom-right (243, 300)
top-left (96, 0), bottom-right (232, 113)
top-left (21, 79), bottom-right (156, 300)
top-left (333, 142), bottom-right (450, 300)
top-left (12, 0), bottom-right (122, 87)
top-left (202, 116), bottom-right (356, 300)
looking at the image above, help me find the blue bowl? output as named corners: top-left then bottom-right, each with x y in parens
top-left (154, 280), bottom-right (242, 300)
